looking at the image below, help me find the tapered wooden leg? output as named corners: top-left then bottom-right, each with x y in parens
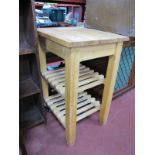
top-left (65, 53), bottom-right (79, 145)
top-left (100, 42), bottom-right (123, 124)
top-left (38, 36), bottom-right (49, 100)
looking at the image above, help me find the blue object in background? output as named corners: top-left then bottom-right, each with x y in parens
top-left (114, 47), bottom-right (135, 92)
top-left (43, 7), bottom-right (66, 22)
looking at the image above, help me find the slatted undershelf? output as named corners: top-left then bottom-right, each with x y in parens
top-left (42, 64), bottom-right (104, 127)
top-left (46, 91), bottom-right (100, 127)
top-left (42, 64), bottom-right (105, 96)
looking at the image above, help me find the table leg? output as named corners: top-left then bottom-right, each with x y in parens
top-left (38, 36), bottom-right (49, 100)
top-left (65, 53), bottom-right (79, 145)
top-left (100, 42), bottom-right (123, 124)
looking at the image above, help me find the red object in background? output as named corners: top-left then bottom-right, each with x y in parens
top-left (51, 0), bottom-right (85, 4)
top-left (54, 3), bottom-right (83, 22)
top-left (47, 57), bottom-right (64, 67)
top-left (56, 0), bottom-right (85, 3)
top-left (59, 0), bottom-right (85, 4)
top-left (35, 0), bottom-right (85, 4)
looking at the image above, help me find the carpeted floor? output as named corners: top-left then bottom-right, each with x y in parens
top-left (24, 89), bottom-right (135, 155)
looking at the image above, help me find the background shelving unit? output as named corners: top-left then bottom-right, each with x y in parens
top-left (19, 0), bottom-right (46, 130)
top-left (19, 78), bottom-right (40, 99)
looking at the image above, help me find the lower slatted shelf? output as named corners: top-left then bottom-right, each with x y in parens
top-left (46, 91), bottom-right (100, 127)
top-left (42, 64), bottom-right (104, 96)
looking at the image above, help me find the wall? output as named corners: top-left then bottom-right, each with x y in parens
top-left (85, 0), bottom-right (135, 36)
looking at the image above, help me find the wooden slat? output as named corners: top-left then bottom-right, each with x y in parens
top-left (78, 75), bottom-right (104, 86)
top-left (50, 72), bottom-right (101, 87)
top-left (61, 100), bottom-right (100, 124)
top-left (48, 97), bottom-right (64, 105)
top-left (42, 64), bottom-right (104, 96)
top-left (44, 68), bottom-right (91, 82)
top-left (76, 102), bottom-right (96, 115)
top-left (79, 72), bottom-right (99, 81)
top-left (55, 94), bottom-right (91, 111)
top-left (47, 92), bottom-right (88, 108)
top-left (50, 99), bottom-right (65, 108)
top-left (78, 80), bottom-right (104, 92)
top-left (46, 91), bottom-right (100, 128)
top-left (76, 105), bottom-right (100, 122)
top-left (43, 68), bottom-right (93, 81)
top-left (56, 96), bottom-right (93, 116)
top-left (55, 80), bottom-right (105, 96)
top-left (43, 65), bottom-right (86, 77)
top-left (45, 94), bottom-right (61, 102)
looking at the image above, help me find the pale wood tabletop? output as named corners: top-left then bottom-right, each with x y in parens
top-left (37, 27), bottom-right (129, 48)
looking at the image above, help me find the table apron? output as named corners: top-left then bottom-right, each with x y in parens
top-left (72, 44), bottom-right (116, 62)
top-left (46, 38), bottom-right (116, 61)
top-left (46, 39), bottom-right (70, 59)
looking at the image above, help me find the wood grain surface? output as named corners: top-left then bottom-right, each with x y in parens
top-left (37, 27), bottom-right (129, 48)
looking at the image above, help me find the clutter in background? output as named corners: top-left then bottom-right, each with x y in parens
top-left (35, 2), bottom-right (83, 28)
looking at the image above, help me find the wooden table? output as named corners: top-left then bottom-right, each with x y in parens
top-left (37, 27), bottom-right (129, 145)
